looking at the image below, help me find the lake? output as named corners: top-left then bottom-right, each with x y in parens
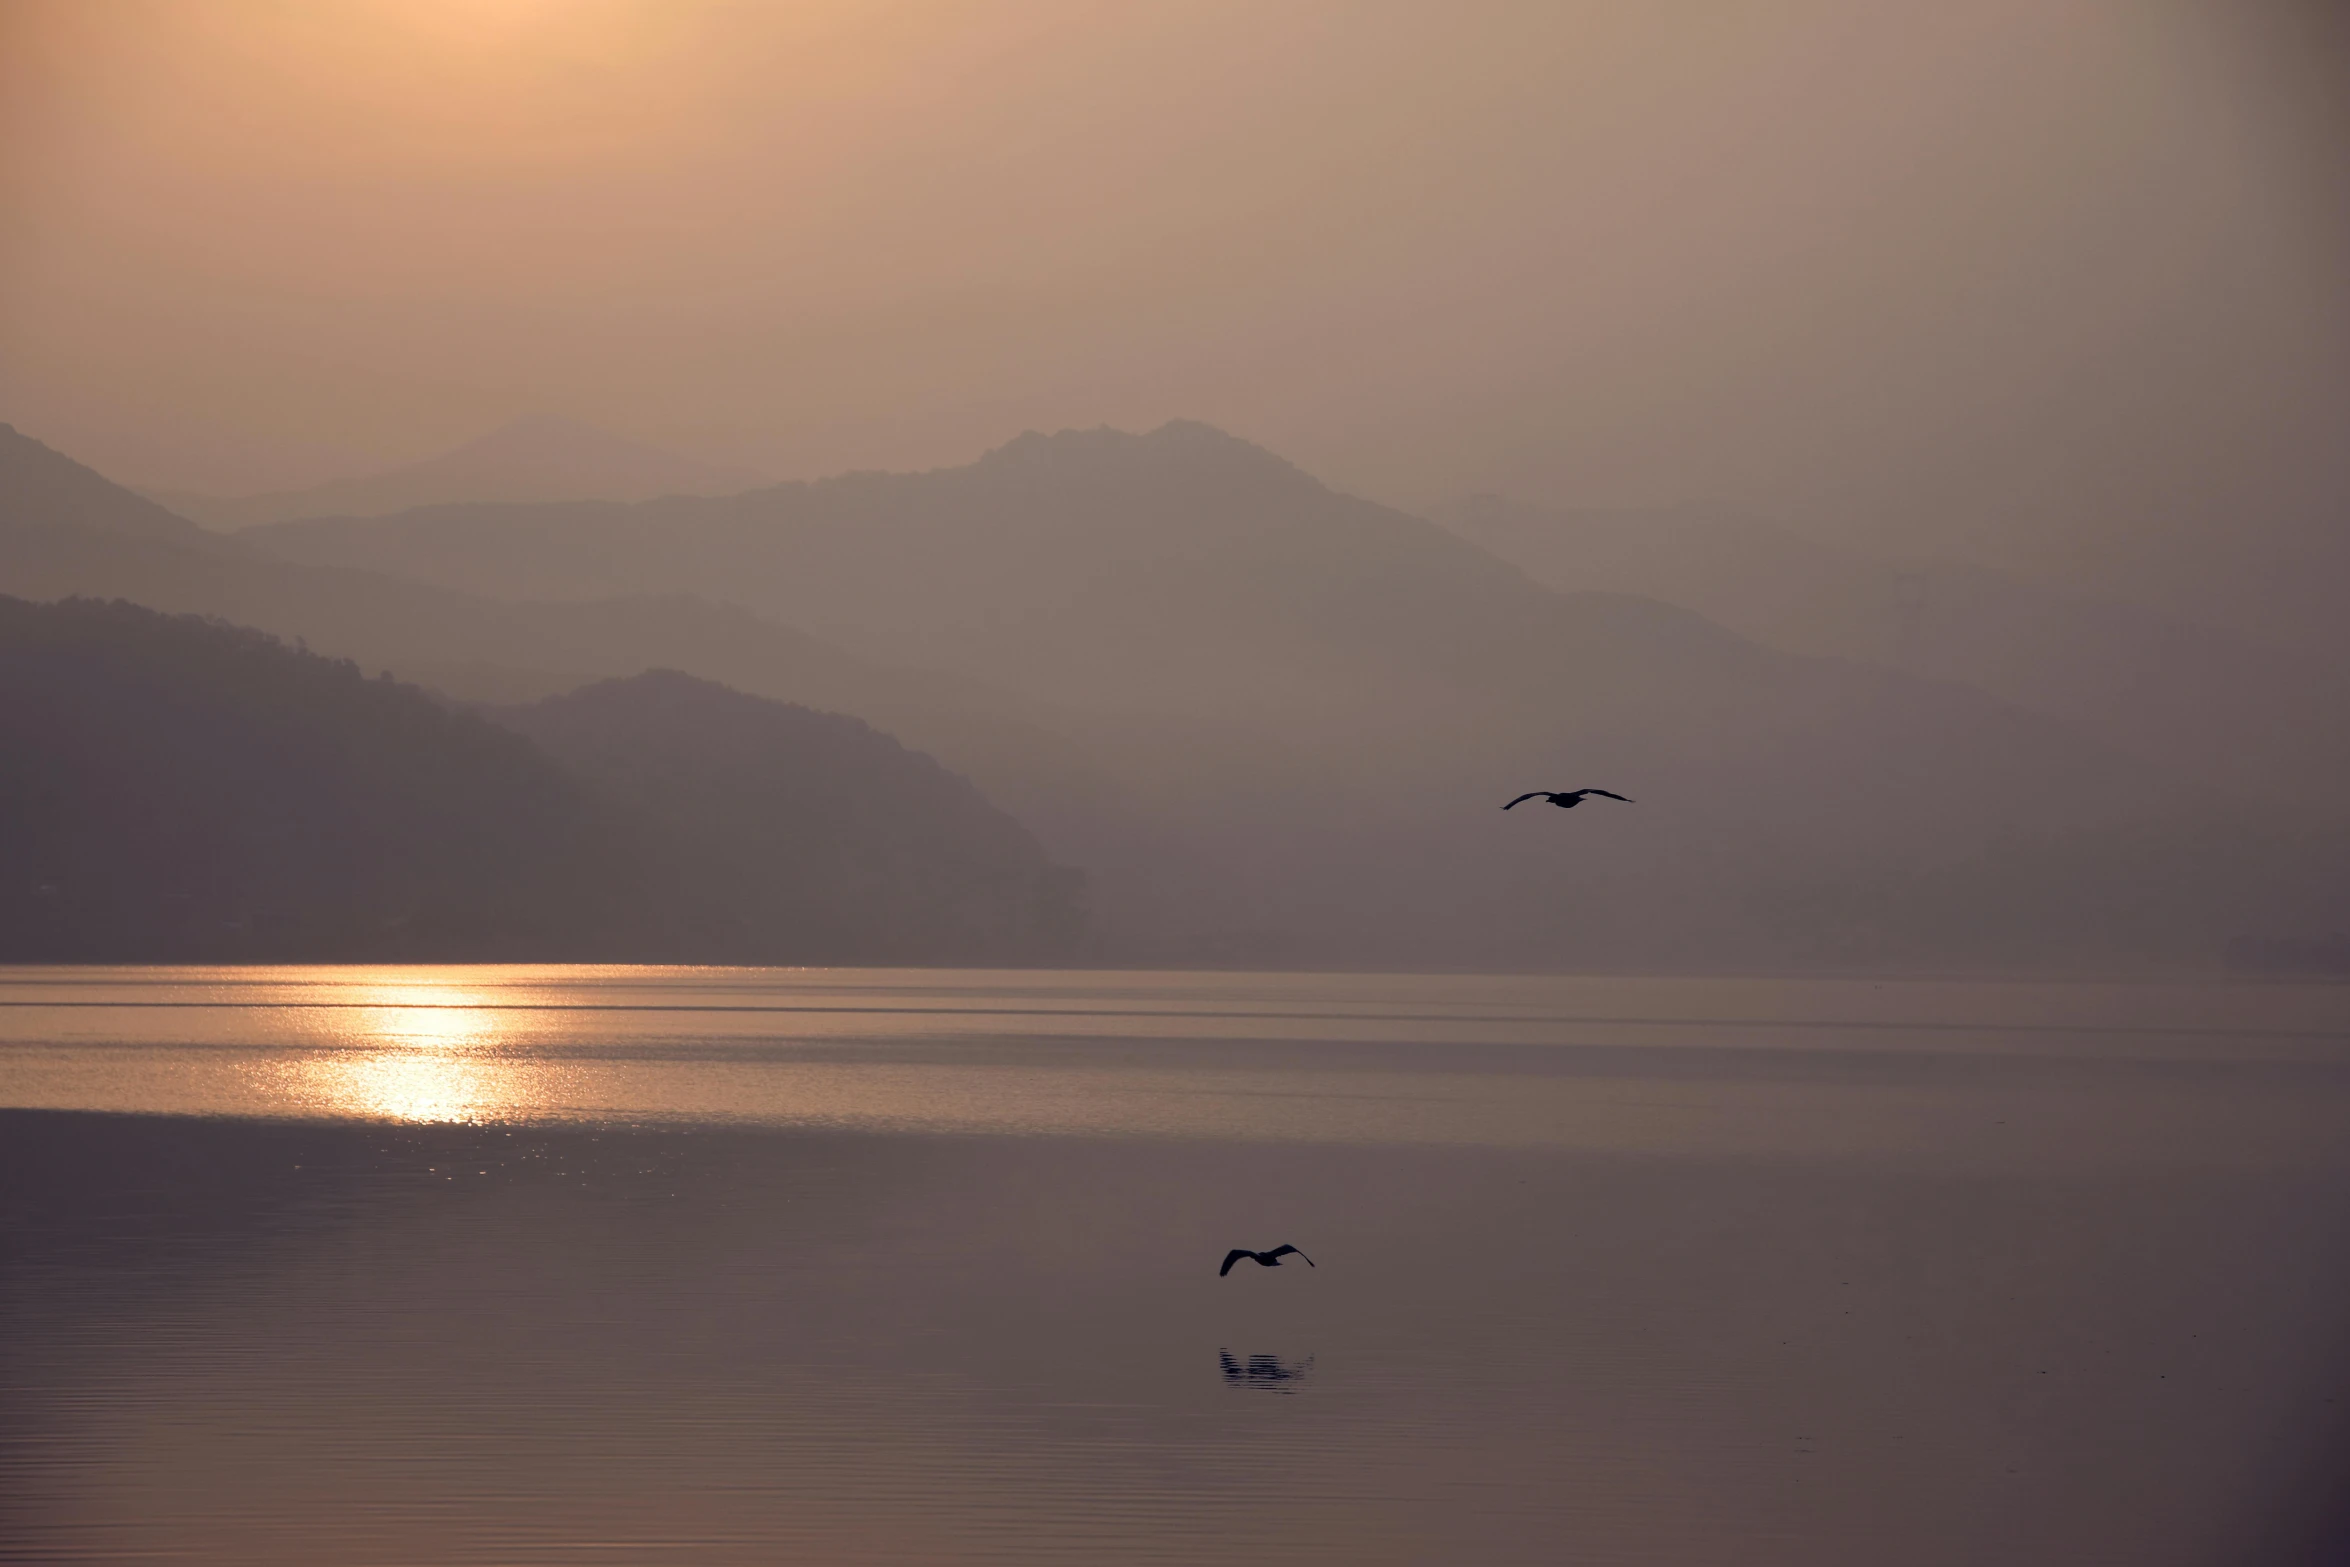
top-left (5, 965), bottom-right (2350, 1564)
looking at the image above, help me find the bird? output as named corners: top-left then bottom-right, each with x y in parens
top-left (1220, 1351), bottom-right (1315, 1387)
top-left (1219, 1244), bottom-right (1315, 1277)
top-left (1503, 788), bottom-right (1633, 810)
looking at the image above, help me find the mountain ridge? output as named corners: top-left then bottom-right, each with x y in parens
top-left (0, 421), bottom-right (1122, 875)
top-left (19, 414), bottom-right (2322, 970)
top-left (1, 423), bottom-right (229, 548)
top-left (235, 419), bottom-right (2209, 967)
top-left (0, 597), bottom-right (1082, 962)
top-left (1450, 498), bottom-right (2350, 804)
top-left (490, 670), bottom-right (1084, 963)
top-left (144, 414), bottom-right (768, 531)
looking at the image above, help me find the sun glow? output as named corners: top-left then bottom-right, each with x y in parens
top-left (301, 1050), bottom-right (521, 1124)
top-left (261, 974), bottom-right (565, 1124)
top-left (350, 983), bottom-right (500, 1051)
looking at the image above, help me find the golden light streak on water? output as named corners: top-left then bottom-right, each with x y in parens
top-left (258, 972), bottom-right (561, 1124)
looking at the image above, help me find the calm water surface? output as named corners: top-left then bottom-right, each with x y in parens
top-left (5, 965), bottom-right (2350, 1564)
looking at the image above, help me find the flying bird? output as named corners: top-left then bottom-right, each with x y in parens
top-left (1219, 1244), bottom-right (1315, 1277)
top-left (1502, 789), bottom-right (1634, 810)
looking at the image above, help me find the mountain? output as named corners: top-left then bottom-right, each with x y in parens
top-left (0, 421), bottom-right (1110, 861)
top-left (1446, 499), bottom-right (2350, 806)
top-left (144, 415), bottom-right (768, 531)
top-left (490, 671), bottom-right (1083, 963)
top-left (29, 416), bottom-right (2331, 969)
top-left (0, 595), bottom-right (628, 959)
top-left (0, 422), bottom-right (230, 548)
top-left (0, 598), bottom-right (1083, 963)
top-left (242, 420), bottom-right (2217, 968)
top-left (1779, 810), bottom-right (2350, 973)
top-left (237, 422), bottom-right (2079, 740)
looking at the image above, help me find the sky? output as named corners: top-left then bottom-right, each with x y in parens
top-left (2, 0), bottom-right (2343, 572)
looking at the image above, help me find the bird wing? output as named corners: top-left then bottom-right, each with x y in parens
top-left (1219, 1249), bottom-right (1252, 1277)
top-left (1267, 1244), bottom-right (1315, 1267)
top-left (1582, 789), bottom-right (1633, 802)
top-left (1502, 793), bottom-right (1544, 810)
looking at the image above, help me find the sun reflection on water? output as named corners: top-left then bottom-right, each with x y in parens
top-left (264, 975), bottom-right (563, 1124)
top-left (298, 1051), bottom-right (517, 1123)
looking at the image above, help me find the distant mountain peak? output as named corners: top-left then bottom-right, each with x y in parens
top-left (144, 416), bottom-right (768, 529)
top-left (975, 420), bottom-right (1309, 486)
top-left (426, 414), bottom-right (718, 475)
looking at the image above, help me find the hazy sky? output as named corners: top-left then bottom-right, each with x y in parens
top-left (3, 0), bottom-right (2342, 566)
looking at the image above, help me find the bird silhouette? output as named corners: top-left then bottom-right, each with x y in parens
top-left (1220, 1351), bottom-right (1315, 1388)
top-left (1502, 789), bottom-right (1633, 810)
top-left (1219, 1244), bottom-right (1315, 1276)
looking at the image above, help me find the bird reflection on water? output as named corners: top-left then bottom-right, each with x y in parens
top-left (1219, 1351), bottom-right (1316, 1394)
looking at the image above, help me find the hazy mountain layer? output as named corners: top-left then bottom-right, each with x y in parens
top-left (492, 672), bottom-right (1083, 964)
top-left (0, 599), bottom-right (1082, 963)
top-left (241, 420), bottom-right (2243, 967)
top-left (18, 418), bottom-right (2337, 969)
top-left (0, 423), bottom-right (232, 549)
top-left (0, 421), bottom-right (1108, 854)
top-left (144, 416), bottom-right (768, 531)
top-left (0, 596), bottom-right (627, 959)
top-left (1451, 500), bottom-right (2350, 806)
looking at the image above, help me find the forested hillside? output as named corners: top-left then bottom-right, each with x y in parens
top-left (0, 598), bottom-right (1082, 963)
top-left (491, 671), bottom-right (1084, 964)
